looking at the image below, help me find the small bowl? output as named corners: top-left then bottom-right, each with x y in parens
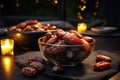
top-left (38, 37), bottom-right (95, 66)
top-left (6, 20), bottom-right (57, 50)
top-left (7, 31), bottom-right (47, 50)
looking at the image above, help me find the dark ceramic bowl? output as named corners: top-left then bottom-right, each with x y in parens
top-left (6, 20), bottom-right (75, 50)
top-left (7, 30), bottom-right (47, 50)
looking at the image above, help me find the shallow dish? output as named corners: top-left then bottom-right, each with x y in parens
top-left (91, 26), bottom-right (118, 34)
top-left (7, 20), bottom-right (56, 50)
top-left (7, 31), bottom-right (47, 50)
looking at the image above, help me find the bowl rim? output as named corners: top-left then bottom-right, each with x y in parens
top-left (6, 28), bottom-right (56, 34)
top-left (38, 37), bottom-right (96, 46)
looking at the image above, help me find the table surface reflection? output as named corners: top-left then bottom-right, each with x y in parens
top-left (0, 35), bottom-right (120, 80)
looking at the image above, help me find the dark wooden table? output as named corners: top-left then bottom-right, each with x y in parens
top-left (0, 34), bottom-right (120, 80)
top-left (93, 36), bottom-right (120, 80)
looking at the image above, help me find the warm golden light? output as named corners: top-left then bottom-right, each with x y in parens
top-left (35, 0), bottom-right (39, 4)
top-left (54, 0), bottom-right (58, 4)
top-left (78, 15), bottom-right (83, 20)
top-left (3, 57), bottom-right (11, 73)
top-left (78, 12), bottom-right (83, 19)
top-left (0, 4), bottom-right (4, 8)
top-left (77, 23), bottom-right (87, 33)
top-left (1, 39), bottom-right (14, 55)
top-left (16, 3), bottom-right (19, 7)
top-left (81, 0), bottom-right (86, 3)
top-left (96, 1), bottom-right (99, 5)
top-left (80, 5), bottom-right (86, 11)
top-left (1, 56), bottom-right (14, 78)
top-left (93, 12), bottom-right (97, 16)
top-left (16, 33), bottom-right (21, 37)
top-left (2, 57), bottom-right (12, 74)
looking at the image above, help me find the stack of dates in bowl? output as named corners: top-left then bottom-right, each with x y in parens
top-left (7, 20), bottom-right (56, 50)
top-left (38, 29), bottom-right (96, 66)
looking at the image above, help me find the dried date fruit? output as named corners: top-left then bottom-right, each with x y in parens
top-left (69, 30), bottom-right (82, 38)
top-left (15, 28), bottom-right (22, 32)
top-left (8, 26), bottom-right (17, 31)
top-left (32, 22), bottom-right (42, 29)
top-left (8, 20), bottom-right (56, 32)
top-left (30, 62), bottom-right (46, 72)
top-left (64, 33), bottom-right (83, 45)
top-left (16, 22), bottom-right (27, 29)
top-left (96, 55), bottom-right (112, 62)
top-left (45, 40), bottom-right (66, 55)
top-left (36, 28), bottom-right (45, 32)
top-left (43, 32), bottom-right (53, 42)
top-left (25, 20), bottom-right (38, 25)
top-left (21, 67), bottom-right (37, 76)
top-left (81, 39), bottom-right (92, 53)
top-left (52, 65), bottom-right (63, 74)
top-left (49, 26), bottom-right (56, 30)
top-left (23, 25), bottom-right (34, 31)
top-left (94, 61), bottom-right (111, 71)
top-left (46, 34), bottom-right (58, 44)
top-left (55, 29), bottom-right (66, 40)
top-left (83, 36), bottom-right (93, 43)
top-left (28, 57), bottom-right (45, 64)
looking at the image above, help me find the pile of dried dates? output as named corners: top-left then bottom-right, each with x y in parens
top-left (8, 20), bottom-right (56, 32)
top-left (94, 54), bottom-right (112, 71)
top-left (21, 55), bottom-right (112, 76)
top-left (21, 57), bottom-right (45, 76)
top-left (21, 57), bottom-right (64, 76)
top-left (41, 29), bottom-right (95, 65)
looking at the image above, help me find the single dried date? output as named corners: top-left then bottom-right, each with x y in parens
top-left (55, 29), bottom-right (66, 40)
top-left (28, 57), bottom-right (45, 64)
top-left (52, 65), bottom-right (63, 74)
top-left (46, 34), bottom-right (58, 44)
top-left (96, 55), bottom-right (112, 62)
top-left (83, 36), bottom-right (94, 43)
top-left (29, 62), bottom-right (46, 72)
top-left (43, 32), bottom-right (53, 43)
top-left (69, 29), bottom-right (82, 38)
top-left (64, 33), bottom-right (83, 45)
top-left (81, 39), bottom-right (92, 53)
top-left (21, 67), bottom-right (37, 76)
top-left (16, 22), bottom-right (27, 29)
top-left (25, 20), bottom-right (38, 25)
top-left (94, 61), bottom-right (111, 71)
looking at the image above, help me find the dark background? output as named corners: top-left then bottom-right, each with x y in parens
top-left (98, 0), bottom-right (120, 28)
top-left (0, 0), bottom-right (120, 32)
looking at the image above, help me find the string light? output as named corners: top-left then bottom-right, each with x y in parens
top-left (0, 0), bottom-right (100, 20)
top-left (35, 0), bottom-right (39, 4)
top-left (16, 3), bottom-right (19, 7)
top-left (95, 1), bottom-right (99, 8)
top-left (81, 5), bottom-right (86, 11)
top-left (81, 0), bottom-right (86, 4)
top-left (77, 0), bottom-right (100, 20)
top-left (54, 0), bottom-right (58, 4)
top-left (93, 0), bottom-right (100, 19)
top-left (0, 4), bottom-right (4, 8)
top-left (93, 12), bottom-right (97, 16)
top-left (78, 12), bottom-right (83, 20)
top-left (77, 0), bottom-right (86, 20)
top-left (52, 0), bottom-right (58, 5)
top-left (15, 0), bottom-right (20, 8)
